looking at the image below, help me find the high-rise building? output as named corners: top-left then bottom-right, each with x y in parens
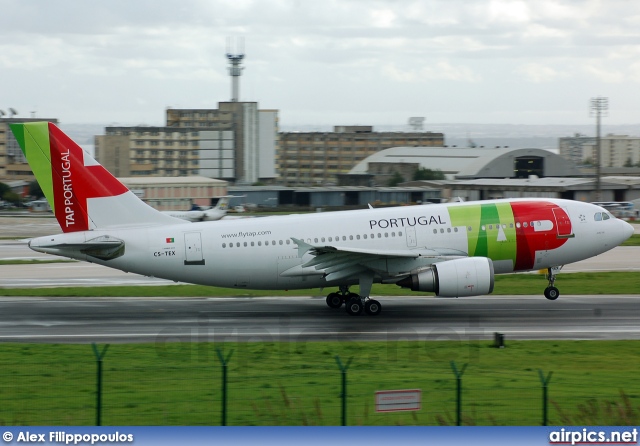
top-left (278, 126), bottom-right (444, 186)
top-left (559, 134), bottom-right (640, 168)
top-left (95, 103), bottom-right (278, 184)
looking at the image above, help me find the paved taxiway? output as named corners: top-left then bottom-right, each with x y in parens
top-left (1, 295), bottom-right (640, 343)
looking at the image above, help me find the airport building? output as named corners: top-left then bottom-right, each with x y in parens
top-left (229, 185), bottom-right (441, 208)
top-left (279, 126), bottom-right (444, 186)
top-left (403, 177), bottom-right (640, 203)
top-left (119, 176), bottom-right (228, 211)
top-left (344, 146), bottom-right (580, 186)
top-left (95, 103), bottom-right (278, 185)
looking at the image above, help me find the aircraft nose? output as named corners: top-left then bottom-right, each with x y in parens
top-left (622, 220), bottom-right (635, 242)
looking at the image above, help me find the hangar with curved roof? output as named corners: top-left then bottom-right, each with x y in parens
top-left (344, 146), bottom-right (581, 185)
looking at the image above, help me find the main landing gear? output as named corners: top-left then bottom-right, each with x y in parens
top-left (325, 285), bottom-right (382, 316)
top-left (544, 266), bottom-right (561, 300)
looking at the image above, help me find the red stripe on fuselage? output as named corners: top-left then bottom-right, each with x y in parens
top-left (511, 202), bottom-right (571, 271)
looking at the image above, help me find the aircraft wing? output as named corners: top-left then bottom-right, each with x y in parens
top-left (288, 238), bottom-right (466, 282)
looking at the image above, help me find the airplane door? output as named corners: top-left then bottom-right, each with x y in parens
top-left (552, 207), bottom-right (573, 238)
top-left (184, 232), bottom-right (205, 265)
top-left (406, 227), bottom-right (417, 247)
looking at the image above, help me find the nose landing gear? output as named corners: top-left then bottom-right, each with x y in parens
top-left (544, 267), bottom-right (561, 300)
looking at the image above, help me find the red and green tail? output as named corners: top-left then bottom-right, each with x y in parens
top-left (10, 122), bottom-right (181, 232)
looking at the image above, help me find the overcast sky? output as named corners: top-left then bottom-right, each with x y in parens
top-left (1, 0), bottom-right (639, 128)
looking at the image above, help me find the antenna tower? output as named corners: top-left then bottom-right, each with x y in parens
top-left (226, 37), bottom-right (245, 102)
top-left (590, 96), bottom-right (608, 202)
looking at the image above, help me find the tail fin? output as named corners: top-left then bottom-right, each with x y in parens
top-left (10, 122), bottom-right (182, 232)
top-left (214, 196), bottom-right (230, 211)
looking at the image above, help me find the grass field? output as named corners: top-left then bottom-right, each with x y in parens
top-left (621, 234), bottom-right (640, 246)
top-left (0, 341), bottom-right (639, 426)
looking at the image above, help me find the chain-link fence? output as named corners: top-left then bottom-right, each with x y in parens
top-left (0, 343), bottom-right (638, 426)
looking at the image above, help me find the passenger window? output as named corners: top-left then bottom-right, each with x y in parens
top-left (363, 234), bottom-right (368, 239)
top-left (222, 243), bottom-right (226, 248)
top-left (523, 222), bottom-right (528, 228)
top-left (433, 229), bottom-right (437, 234)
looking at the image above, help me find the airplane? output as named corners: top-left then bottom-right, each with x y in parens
top-left (162, 196), bottom-right (236, 222)
top-left (11, 122), bottom-right (635, 316)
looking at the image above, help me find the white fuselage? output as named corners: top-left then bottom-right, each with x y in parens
top-left (29, 198), bottom-right (634, 292)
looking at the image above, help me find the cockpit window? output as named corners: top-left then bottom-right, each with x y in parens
top-left (594, 212), bottom-right (602, 221)
top-left (603, 212), bottom-right (610, 220)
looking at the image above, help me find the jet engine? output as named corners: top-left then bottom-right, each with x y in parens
top-left (396, 257), bottom-right (494, 297)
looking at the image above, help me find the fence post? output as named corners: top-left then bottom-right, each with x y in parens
top-left (215, 347), bottom-right (234, 426)
top-left (335, 355), bottom-right (353, 426)
top-left (538, 370), bottom-right (553, 426)
top-left (450, 361), bottom-right (467, 426)
top-left (91, 343), bottom-right (109, 426)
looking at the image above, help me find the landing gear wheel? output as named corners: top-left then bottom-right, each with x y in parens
top-left (544, 286), bottom-right (559, 300)
top-left (364, 299), bottom-right (382, 316)
top-left (345, 297), bottom-right (364, 316)
top-left (326, 293), bottom-right (343, 309)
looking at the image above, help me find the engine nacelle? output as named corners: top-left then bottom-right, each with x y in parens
top-left (396, 257), bottom-right (495, 297)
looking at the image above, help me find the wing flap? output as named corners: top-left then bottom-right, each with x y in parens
top-left (291, 238), bottom-right (466, 282)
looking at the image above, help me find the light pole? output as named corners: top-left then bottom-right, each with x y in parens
top-left (590, 97), bottom-right (608, 202)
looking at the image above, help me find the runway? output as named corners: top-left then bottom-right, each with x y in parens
top-left (1, 295), bottom-right (640, 343)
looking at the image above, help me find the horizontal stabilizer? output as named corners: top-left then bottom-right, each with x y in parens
top-left (29, 234), bottom-right (125, 260)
